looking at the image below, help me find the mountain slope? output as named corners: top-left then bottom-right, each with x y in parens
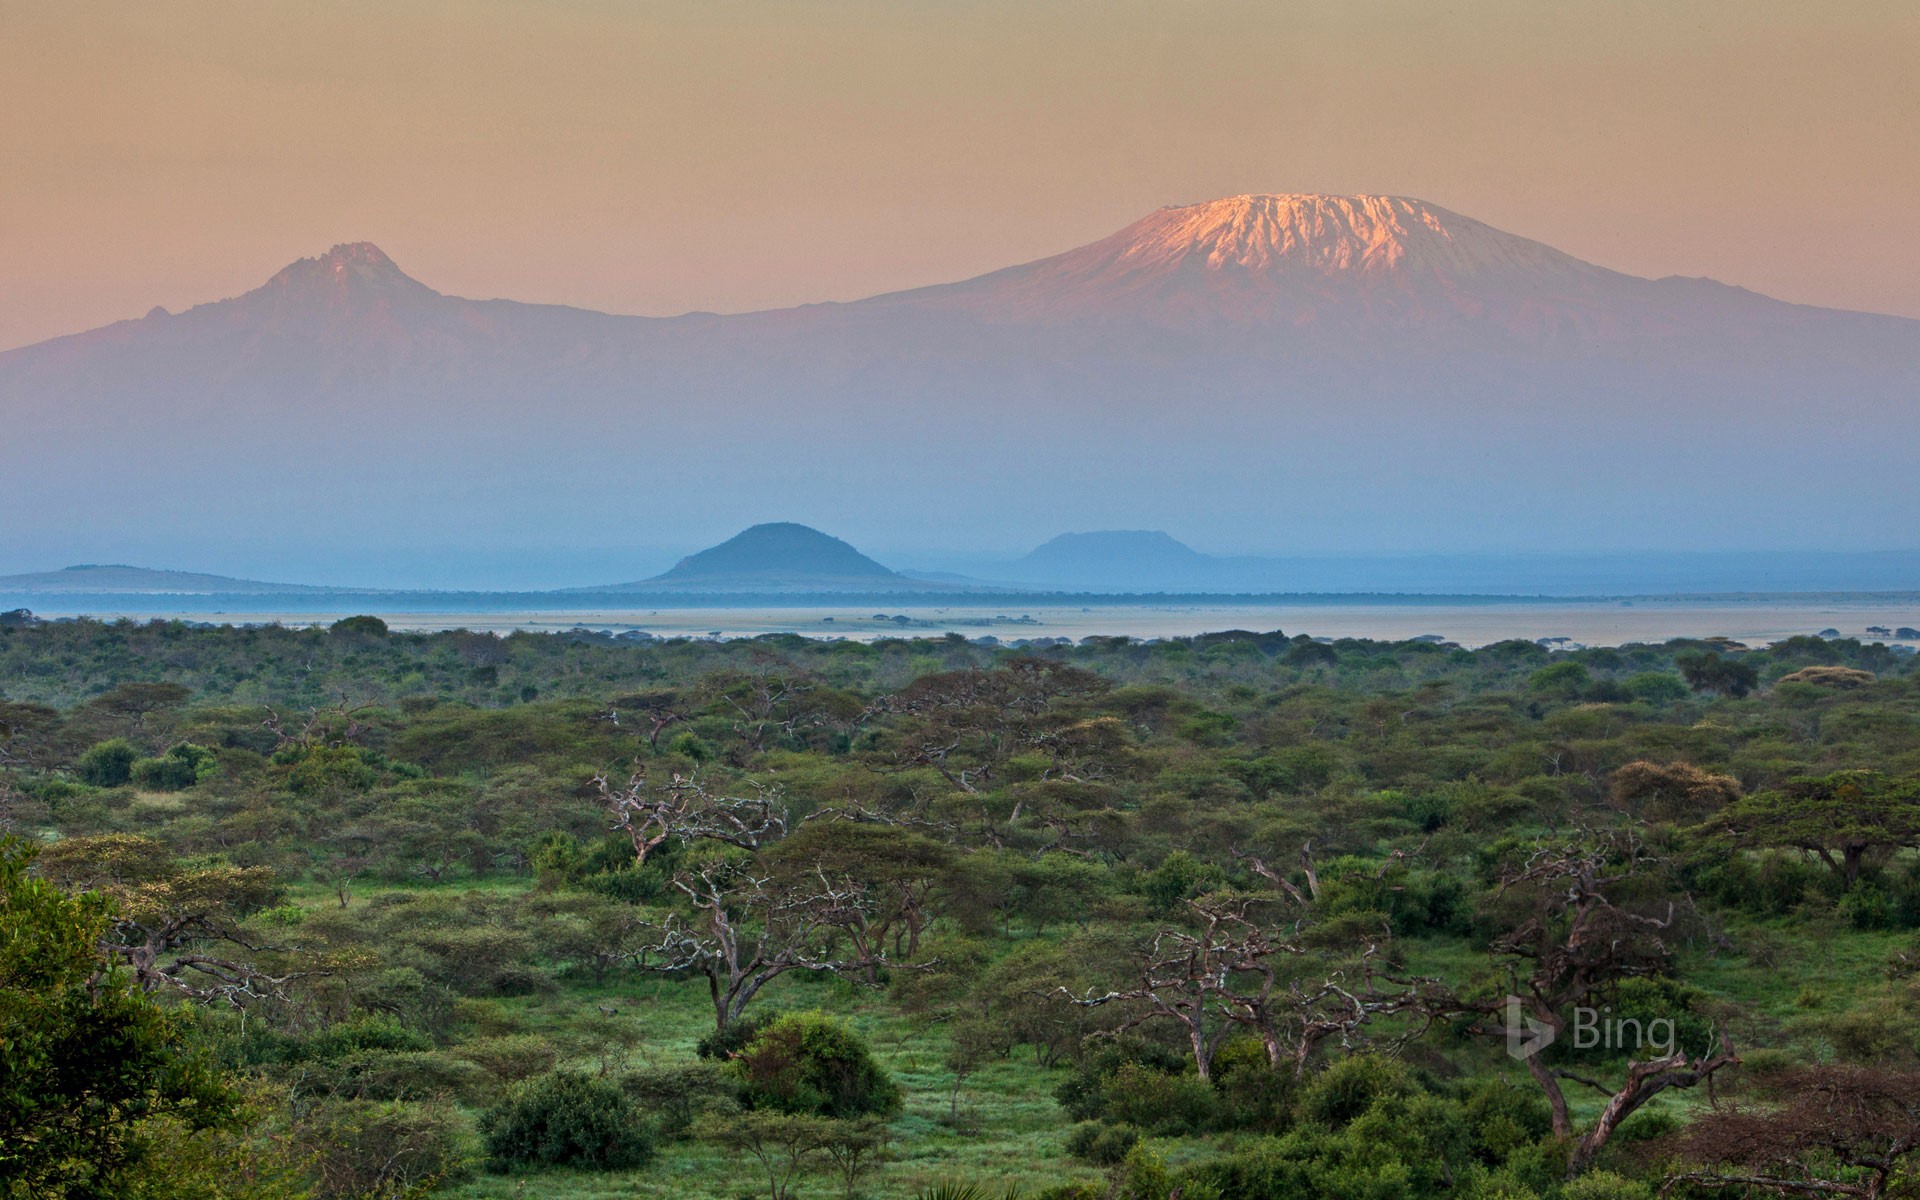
top-left (858, 194), bottom-right (1899, 348)
top-left (4, 195), bottom-right (1919, 563)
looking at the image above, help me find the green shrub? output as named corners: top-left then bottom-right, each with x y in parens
top-left (1348, 1092), bottom-right (1471, 1191)
top-left (1463, 1078), bottom-right (1552, 1163)
top-left (76, 738), bottom-right (140, 787)
top-left (1840, 881), bottom-right (1894, 930)
top-left (299, 1099), bottom-right (476, 1199)
top-left (316, 1049), bottom-right (484, 1102)
top-left (665, 730), bottom-right (714, 761)
top-left (1097, 1062), bottom-right (1221, 1135)
top-left (1298, 1053), bottom-right (1412, 1128)
top-left (1623, 672), bottom-right (1689, 704)
top-left (129, 742), bottom-right (218, 790)
top-left (1528, 662), bottom-right (1591, 700)
top-left (1143, 850), bottom-right (1216, 912)
top-left (457, 1034), bottom-right (560, 1084)
top-left (1456, 1167), bottom-right (1543, 1200)
top-left (306, 1014), bottom-right (433, 1061)
top-left (1065, 1120), bottom-right (1141, 1164)
top-left (479, 1071), bottom-right (654, 1171)
top-left (1563, 1170), bottom-right (1655, 1200)
top-left (1053, 1037), bottom-right (1187, 1122)
top-left (278, 743), bottom-right (380, 795)
top-left (1695, 851), bottom-right (1826, 917)
top-left (1211, 1039), bottom-right (1298, 1132)
top-left (1557, 977), bottom-right (1714, 1064)
top-left (1813, 997), bottom-right (1920, 1065)
top-left (1175, 1138), bottom-right (1313, 1200)
top-left (732, 1011), bottom-right (903, 1119)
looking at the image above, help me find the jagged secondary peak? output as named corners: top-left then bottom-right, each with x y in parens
top-left (259, 241), bottom-right (437, 301)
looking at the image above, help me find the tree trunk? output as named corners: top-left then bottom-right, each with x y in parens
top-left (1523, 1048), bottom-right (1573, 1139)
top-left (1260, 1028), bottom-right (1286, 1070)
top-left (1187, 1020), bottom-right (1214, 1082)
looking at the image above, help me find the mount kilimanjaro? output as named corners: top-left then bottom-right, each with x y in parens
top-left (4, 194), bottom-right (1917, 565)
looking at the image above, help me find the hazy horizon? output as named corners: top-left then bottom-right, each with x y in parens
top-left (6, 536), bottom-right (1920, 598)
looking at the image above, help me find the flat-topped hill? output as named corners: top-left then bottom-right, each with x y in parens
top-left (0, 564), bottom-right (331, 595)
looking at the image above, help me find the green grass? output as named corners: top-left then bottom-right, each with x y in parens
top-left (286, 879), bottom-right (1915, 1198)
top-left (437, 973), bottom-right (1100, 1199)
top-left (291, 878), bottom-right (1096, 1198)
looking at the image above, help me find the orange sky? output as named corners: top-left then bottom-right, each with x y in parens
top-left (3, 0), bottom-right (1917, 350)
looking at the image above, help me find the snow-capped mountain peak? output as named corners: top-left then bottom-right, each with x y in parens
top-left (1112, 194), bottom-right (1594, 280)
top-left (876, 192), bottom-right (1642, 328)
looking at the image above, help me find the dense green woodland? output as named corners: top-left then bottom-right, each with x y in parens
top-left (4, 617), bottom-right (1920, 1200)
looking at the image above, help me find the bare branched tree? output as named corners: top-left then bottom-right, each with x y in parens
top-left (597, 769), bottom-right (788, 865)
top-left (598, 689), bottom-right (686, 747)
top-left (262, 691), bottom-right (380, 751)
top-left (636, 861), bottom-right (894, 1030)
top-left (1232, 842), bottom-right (1322, 905)
top-left (1058, 893), bottom-right (1441, 1080)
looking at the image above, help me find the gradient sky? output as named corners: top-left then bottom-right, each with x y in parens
top-left (4, 0), bottom-right (1917, 352)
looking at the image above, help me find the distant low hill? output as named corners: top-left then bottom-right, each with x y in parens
top-left (1007, 531), bottom-right (1223, 590)
top-left (0, 564), bottom-right (335, 595)
top-left (580, 523), bottom-right (973, 594)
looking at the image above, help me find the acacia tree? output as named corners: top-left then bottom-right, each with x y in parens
top-left (1662, 1065), bottom-right (1920, 1199)
top-left (0, 699), bottom-right (58, 769)
top-left (637, 860), bottom-right (893, 1030)
top-left (1061, 908), bottom-right (1246, 1081)
top-left (1608, 760), bottom-right (1742, 823)
top-left (1461, 829), bottom-right (1738, 1176)
top-left (1061, 893), bottom-right (1439, 1081)
top-left (696, 660), bottom-right (861, 753)
top-left (878, 658), bottom-right (1111, 798)
top-left (1675, 650), bottom-right (1759, 698)
top-left (1700, 770), bottom-right (1920, 889)
top-left (762, 820), bottom-right (953, 961)
top-left (699, 1111), bottom-right (840, 1200)
top-left (598, 769), bottom-right (788, 865)
top-left (78, 681), bottom-right (193, 736)
top-left (599, 688), bottom-right (686, 747)
top-left (33, 833), bottom-right (320, 1005)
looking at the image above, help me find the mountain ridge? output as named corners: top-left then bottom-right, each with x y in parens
top-left (13, 194), bottom-right (1920, 360)
top-left (6, 193), bottom-right (1920, 565)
